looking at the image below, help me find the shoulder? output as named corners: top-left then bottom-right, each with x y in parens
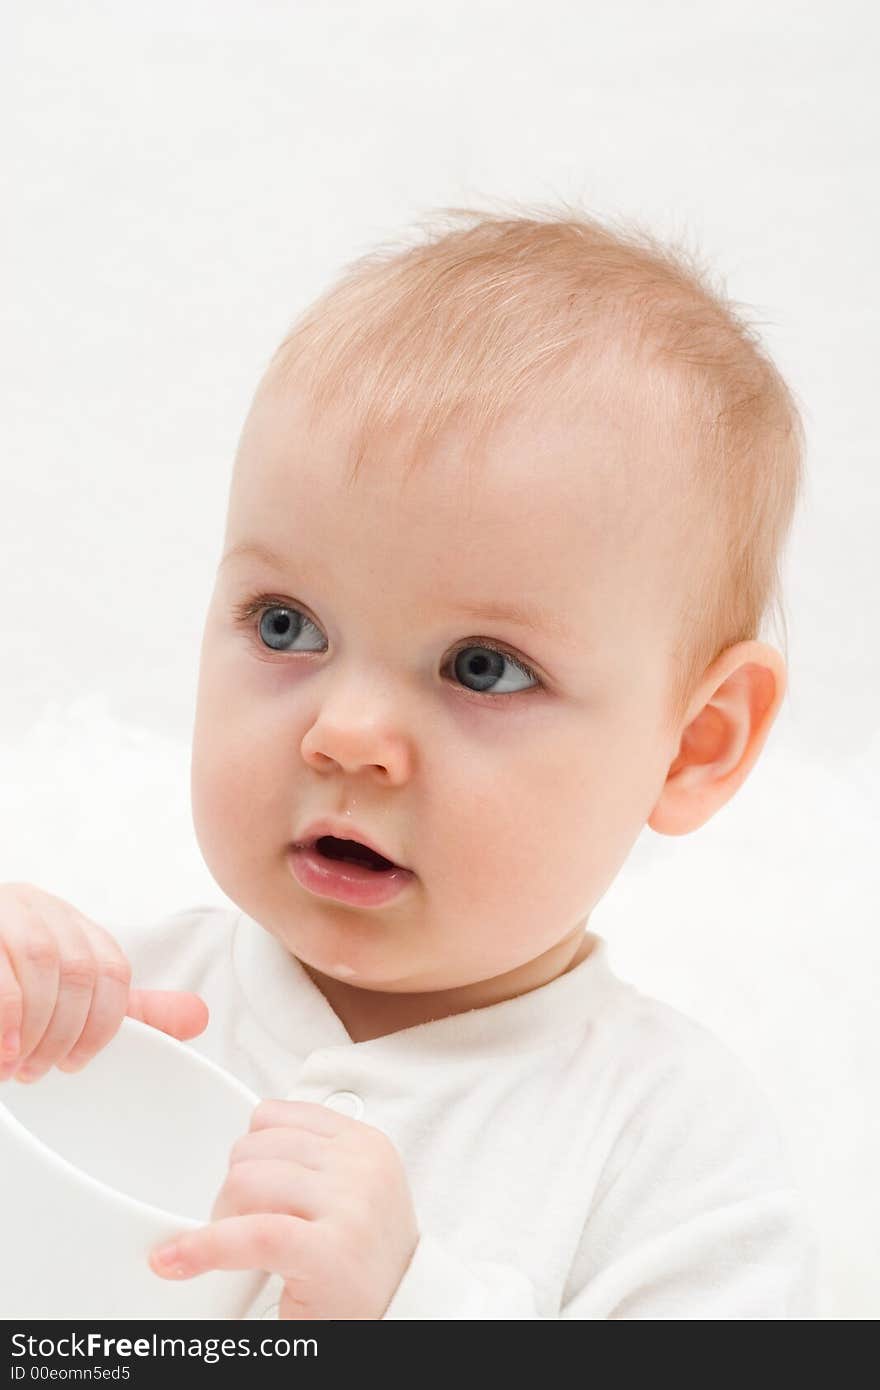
top-left (590, 982), bottom-right (800, 1207)
top-left (570, 987), bottom-right (819, 1316)
top-left (594, 968), bottom-right (775, 1093)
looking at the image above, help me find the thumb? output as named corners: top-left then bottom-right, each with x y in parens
top-left (126, 988), bottom-right (210, 1040)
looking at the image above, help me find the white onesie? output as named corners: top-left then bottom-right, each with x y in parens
top-left (110, 903), bottom-right (819, 1319)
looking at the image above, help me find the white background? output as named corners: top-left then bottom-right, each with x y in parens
top-left (2, 0), bottom-right (877, 1319)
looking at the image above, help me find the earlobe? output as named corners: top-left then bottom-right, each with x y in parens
top-left (647, 641), bottom-right (787, 838)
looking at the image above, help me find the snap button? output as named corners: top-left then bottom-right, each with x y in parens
top-left (322, 1089), bottom-right (365, 1119)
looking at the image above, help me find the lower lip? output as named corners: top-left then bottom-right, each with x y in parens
top-left (286, 846), bottom-right (415, 908)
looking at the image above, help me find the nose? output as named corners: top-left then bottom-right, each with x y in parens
top-left (299, 686), bottom-right (413, 784)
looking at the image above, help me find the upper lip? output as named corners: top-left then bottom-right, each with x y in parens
top-left (293, 817), bottom-right (408, 870)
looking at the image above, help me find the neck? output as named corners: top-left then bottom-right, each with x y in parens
top-left (299, 921), bottom-right (595, 1044)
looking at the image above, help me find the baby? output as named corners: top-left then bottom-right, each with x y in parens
top-left (0, 204), bottom-right (818, 1319)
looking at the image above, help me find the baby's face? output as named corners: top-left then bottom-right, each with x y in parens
top-left (191, 371), bottom-right (684, 1022)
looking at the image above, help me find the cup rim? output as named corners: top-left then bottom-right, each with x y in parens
top-left (0, 1015), bottom-right (262, 1228)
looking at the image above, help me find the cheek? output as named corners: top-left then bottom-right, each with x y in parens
top-left (434, 734), bottom-right (589, 900)
top-left (190, 716), bottom-right (247, 869)
top-left (435, 723), bottom-right (638, 927)
top-left (190, 660), bottom-right (292, 855)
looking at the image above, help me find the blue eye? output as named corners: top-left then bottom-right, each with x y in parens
top-left (258, 605), bottom-right (325, 652)
top-left (447, 644), bottom-right (538, 696)
top-left (232, 593), bottom-right (541, 699)
top-left (233, 598), bottom-right (326, 653)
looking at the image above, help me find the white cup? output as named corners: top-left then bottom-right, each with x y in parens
top-left (0, 1016), bottom-right (271, 1320)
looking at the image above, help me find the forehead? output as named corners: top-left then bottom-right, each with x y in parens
top-left (225, 371), bottom-right (684, 639)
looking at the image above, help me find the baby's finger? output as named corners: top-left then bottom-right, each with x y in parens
top-left (0, 942), bottom-right (25, 1079)
top-left (0, 906), bottom-right (60, 1063)
top-left (56, 919), bottom-right (132, 1072)
top-left (211, 1158), bottom-right (322, 1224)
top-left (228, 1124), bottom-right (328, 1171)
top-left (15, 916), bottom-right (98, 1082)
top-left (126, 988), bottom-right (209, 1041)
top-left (149, 1213), bottom-right (312, 1281)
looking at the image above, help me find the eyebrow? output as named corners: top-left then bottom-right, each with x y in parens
top-left (221, 541), bottom-right (574, 643)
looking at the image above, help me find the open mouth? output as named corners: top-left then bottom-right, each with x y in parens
top-left (288, 833), bottom-right (413, 906)
top-left (310, 835), bottom-right (398, 873)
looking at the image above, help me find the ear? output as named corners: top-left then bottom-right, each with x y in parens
top-left (648, 640), bottom-right (787, 837)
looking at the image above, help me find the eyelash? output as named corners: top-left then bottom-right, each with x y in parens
top-left (230, 591), bottom-right (542, 702)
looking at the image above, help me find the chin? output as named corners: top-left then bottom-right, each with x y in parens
top-left (329, 961), bottom-right (359, 978)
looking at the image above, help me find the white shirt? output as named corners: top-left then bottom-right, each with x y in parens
top-left (112, 904), bottom-right (819, 1320)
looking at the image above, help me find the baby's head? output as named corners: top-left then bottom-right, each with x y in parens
top-left (190, 204), bottom-right (805, 1032)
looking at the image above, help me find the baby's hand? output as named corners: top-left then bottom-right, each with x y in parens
top-left (149, 1099), bottom-right (420, 1320)
top-left (0, 882), bottom-right (209, 1084)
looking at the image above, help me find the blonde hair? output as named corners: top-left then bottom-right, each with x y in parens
top-left (265, 199), bottom-right (807, 735)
